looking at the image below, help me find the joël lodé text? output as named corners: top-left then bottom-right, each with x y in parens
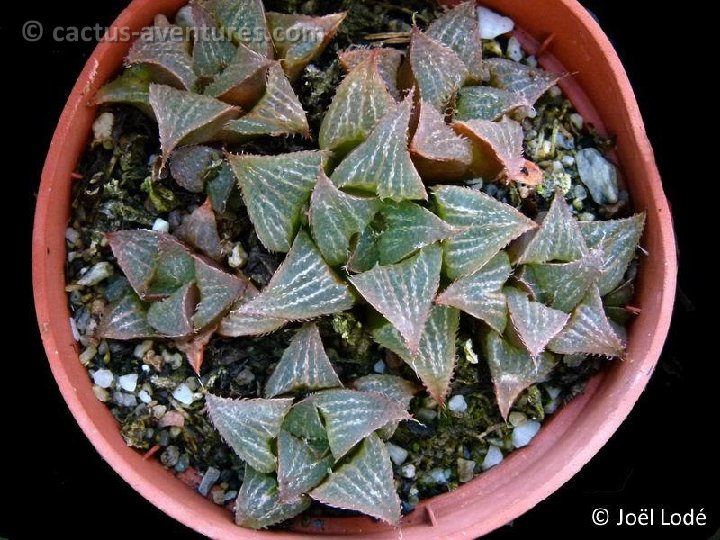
top-left (613, 507), bottom-right (707, 527)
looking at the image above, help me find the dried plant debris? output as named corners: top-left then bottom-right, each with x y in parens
top-left (67, 0), bottom-right (646, 530)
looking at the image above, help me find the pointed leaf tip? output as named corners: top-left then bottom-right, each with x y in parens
top-left (204, 0), bottom-right (273, 58)
top-left (427, 0), bottom-right (483, 81)
top-left (485, 58), bottom-right (560, 106)
top-left (235, 466), bottom-right (310, 529)
top-left (453, 117), bottom-right (526, 182)
top-left (338, 48), bottom-right (403, 99)
top-left (174, 199), bottom-right (223, 261)
top-left (506, 288), bottom-right (570, 357)
top-left (455, 86), bottom-right (531, 122)
top-left (126, 24), bottom-right (196, 90)
top-left (277, 430), bottom-right (334, 503)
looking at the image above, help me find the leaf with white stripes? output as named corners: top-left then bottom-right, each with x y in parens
top-left (434, 185), bottom-right (536, 279)
top-left (282, 400), bottom-right (328, 442)
top-left (97, 291), bottom-right (156, 340)
top-left (426, 0), bottom-right (483, 81)
top-left (338, 48), bottom-right (403, 99)
top-left (265, 324), bottom-right (342, 398)
top-left (192, 258), bottom-right (248, 330)
top-left (106, 230), bottom-right (161, 298)
top-left (228, 150), bottom-right (327, 253)
top-left (219, 280), bottom-right (287, 337)
top-left (579, 213), bottom-right (646, 295)
top-left (373, 305), bottom-right (460, 405)
top-left (408, 27), bottom-right (468, 111)
top-left (147, 281), bottom-right (196, 337)
top-left (352, 374), bottom-right (419, 439)
top-left (93, 65), bottom-right (154, 116)
top-left (453, 118), bottom-right (525, 182)
top-left (349, 245), bottom-right (442, 353)
top-left (277, 430), bottom-right (334, 503)
top-left (506, 288), bottom-right (570, 357)
top-left (377, 201), bottom-right (456, 264)
top-left (530, 248), bottom-right (604, 312)
top-left (485, 58), bottom-right (560, 106)
top-left (190, 4), bottom-right (236, 78)
top-left (309, 173), bottom-right (381, 266)
top-left (174, 199), bottom-right (223, 261)
top-left (237, 231), bottom-right (355, 321)
top-left (221, 63), bottom-right (310, 139)
top-left (310, 434), bottom-right (401, 525)
top-left (149, 84), bottom-right (239, 162)
top-left (205, 395), bottom-right (293, 473)
top-left (455, 86), bottom-right (531, 122)
top-left (235, 465), bottom-right (310, 529)
top-left (483, 329), bottom-right (556, 420)
top-left (436, 251), bottom-right (511, 333)
top-left (548, 286), bottom-right (625, 356)
top-left (410, 100), bottom-right (474, 181)
top-left (310, 389), bottom-right (410, 459)
top-left (146, 235), bottom-right (196, 298)
top-left (267, 12), bottom-right (347, 80)
top-left (319, 50), bottom-right (394, 154)
top-left (516, 190), bottom-right (588, 264)
top-left (204, 43), bottom-right (272, 107)
top-left (331, 93), bottom-right (427, 201)
top-left (204, 0), bottom-right (273, 57)
top-left (126, 24), bottom-right (196, 90)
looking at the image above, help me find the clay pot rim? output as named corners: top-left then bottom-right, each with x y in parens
top-left (32, 0), bottom-right (677, 538)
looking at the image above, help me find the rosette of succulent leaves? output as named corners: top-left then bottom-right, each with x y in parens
top-left (93, 0), bottom-right (646, 528)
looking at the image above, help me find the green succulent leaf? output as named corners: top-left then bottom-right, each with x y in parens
top-left (228, 150), bottom-right (327, 253)
top-left (410, 100), bottom-right (474, 181)
top-left (373, 305), bottom-right (459, 405)
top-left (147, 281), bottom-right (196, 337)
top-left (506, 288), bottom-right (570, 357)
top-left (191, 259), bottom-right (248, 330)
top-left (265, 323), bottom-right (343, 398)
top-left (175, 199), bottom-right (223, 261)
top-left (455, 86), bottom-right (531, 122)
top-left (378, 201), bottom-right (457, 265)
top-left (218, 280), bottom-right (288, 337)
top-left (169, 145), bottom-right (218, 193)
top-left (204, 0), bottom-right (274, 57)
top-left (97, 291), bottom-right (155, 340)
top-left (237, 231), bottom-right (356, 321)
top-left (310, 390), bottom-right (410, 459)
top-left (453, 117), bottom-right (526, 182)
top-left (93, 65), bottom-right (154, 115)
top-left (191, 4), bottom-right (236, 77)
top-left (319, 50), bottom-right (394, 154)
top-left (204, 43), bottom-right (272, 107)
top-left (548, 286), bottom-right (625, 356)
top-left (338, 47), bottom-right (403, 99)
top-left (331, 93), bottom-right (426, 201)
top-left (206, 160), bottom-right (238, 213)
top-left (579, 213), bottom-right (646, 296)
top-left (277, 430), bottom-right (334, 503)
top-left (347, 223), bottom-right (382, 273)
top-left (235, 465), bottom-right (310, 529)
top-left (149, 84), bottom-right (239, 162)
top-left (485, 58), bottom-right (560, 106)
top-left (309, 173), bottom-right (381, 266)
top-left (146, 235), bottom-right (196, 298)
top-left (282, 400), bottom-right (328, 442)
top-left (310, 434), bottom-right (401, 526)
top-left (408, 27), bottom-right (468, 111)
top-left (433, 185), bottom-right (536, 279)
top-left (221, 63), bottom-right (310, 139)
top-left (352, 374), bottom-right (418, 439)
top-left (126, 24), bottom-right (196, 90)
top-left (516, 190), bottom-right (588, 265)
top-left (205, 394), bottom-right (293, 473)
top-left (426, 0), bottom-right (483, 81)
top-left (436, 251), bottom-right (511, 333)
top-left (530, 248), bottom-right (604, 312)
top-left (267, 12), bottom-right (347, 80)
top-left (349, 245), bottom-right (442, 353)
top-left (483, 330), bottom-right (556, 420)
top-left (106, 230), bottom-right (162, 298)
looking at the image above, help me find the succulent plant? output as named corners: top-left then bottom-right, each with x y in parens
top-left (93, 0), bottom-right (646, 528)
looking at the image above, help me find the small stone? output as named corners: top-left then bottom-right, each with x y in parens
top-left (138, 390), bottom-right (152, 404)
top-left (118, 373), bottom-right (138, 392)
top-left (482, 445), bottom-right (504, 471)
top-left (569, 113), bottom-right (584, 131)
top-left (562, 155), bottom-right (575, 168)
top-left (158, 410), bottom-right (186, 428)
top-left (545, 385), bottom-right (562, 400)
top-left (544, 400), bottom-right (559, 414)
top-left (113, 392), bottom-right (137, 408)
top-left (65, 227), bottom-right (80, 245)
top-left (152, 218), bottom-right (170, 232)
top-left (79, 345), bottom-right (97, 366)
top-left (386, 443), bottom-right (409, 465)
top-left (173, 384), bottom-right (195, 405)
top-left (235, 367), bottom-right (255, 385)
top-left (175, 5), bottom-right (195, 27)
top-left (224, 490), bottom-right (238, 502)
top-left (228, 243), bottom-right (248, 268)
top-left (161, 445), bottom-right (180, 467)
top-left (198, 467), bottom-right (221, 497)
top-left (93, 368), bottom-right (114, 389)
top-left (175, 453), bottom-right (190, 472)
top-left (457, 458), bottom-right (476, 483)
top-left (526, 55), bottom-right (538, 68)
top-left (477, 6), bottom-right (514, 39)
top-left (508, 411), bottom-right (527, 427)
top-left (211, 487), bottom-right (226, 505)
top-left (463, 338), bottom-right (479, 364)
top-left (92, 112), bottom-right (114, 146)
top-left (575, 148), bottom-right (619, 205)
top-left (77, 262), bottom-right (114, 286)
top-left (447, 394), bottom-right (468, 413)
top-left (417, 408), bottom-right (438, 423)
top-left (548, 85), bottom-right (562, 98)
top-left (578, 212), bottom-right (596, 222)
top-left (428, 468), bottom-right (448, 484)
top-left (134, 340), bottom-right (153, 359)
top-left (512, 420), bottom-right (542, 448)
top-left (572, 184), bottom-right (588, 201)
top-left (400, 463), bottom-right (416, 479)
top-left (92, 385), bottom-right (110, 402)
top-left (506, 36), bottom-right (523, 62)
top-left (373, 360), bottom-right (386, 374)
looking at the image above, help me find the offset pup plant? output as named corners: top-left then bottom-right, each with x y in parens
top-left (73, 0), bottom-right (648, 529)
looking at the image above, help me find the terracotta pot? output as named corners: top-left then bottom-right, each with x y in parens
top-left (32, 0), bottom-right (677, 538)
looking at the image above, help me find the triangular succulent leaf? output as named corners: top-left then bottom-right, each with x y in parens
top-left (235, 466), bottom-right (310, 529)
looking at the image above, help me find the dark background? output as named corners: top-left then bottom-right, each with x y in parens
top-left (4, 1), bottom-right (716, 539)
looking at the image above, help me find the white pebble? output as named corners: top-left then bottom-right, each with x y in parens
top-left (134, 340), bottom-right (153, 359)
top-left (78, 345), bottom-right (97, 366)
top-left (562, 155), bottom-right (575, 167)
top-left (570, 112), bottom-right (584, 130)
top-left (228, 243), bottom-right (248, 268)
top-left (447, 394), bottom-right (468, 413)
top-left (526, 55), bottom-right (538, 68)
top-left (77, 262), bottom-right (113, 286)
top-left (429, 468), bottom-right (447, 484)
top-left (400, 463), bottom-right (416, 479)
top-left (173, 384), bottom-right (196, 405)
top-left (118, 373), bottom-right (138, 392)
top-left (69, 318), bottom-right (80, 341)
top-left (512, 420), bottom-right (541, 448)
top-left (507, 36), bottom-right (523, 62)
top-left (138, 390), bottom-right (153, 404)
top-left (113, 391), bottom-right (137, 408)
top-left (386, 443), bottom-right (408, 465)
top-left (93, 369), bottom-right (114, 389)
top-left (548, 85), bottom-right (562, 98)
top-left (65, 227), bottom-right (80, 245)
top-left (482, 445), bottom-right (504, 471)
top-left (477, 6), bottom-right (514, 39)
top-left (152, 218), bottom-right (170, 232)
top-left (92, 112), bottom-right (114, 146)
top-left (373, 360), bottom-right (386, 374)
